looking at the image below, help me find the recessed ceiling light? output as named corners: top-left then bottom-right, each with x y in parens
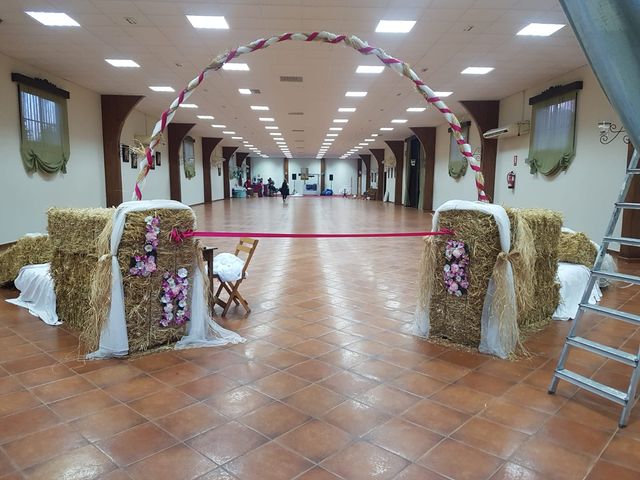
top-left (371, 133), bottom-right (379, 137)
top-left (105, 59), bottom-right (140, 68)
top-left (223, 63), bottom-right (250, 71)
top-left (359, 143), bottom-right (369, 146)
top-left (375, 20), bottom-right (416, 33)
top-left (238, 88), bottom-right (252, 94)
top-left (355, 146), bottom-right (363, 150)
top-left (391, 119), bottom-right (407, 123)
top-left (26, 11), bottom-right (80, 27)
top-left (433, 91), bottom-right (453, 97)
top-left (380, 127), bottom-right (394, 131)
top-left (211, 124), bottom-right (226, 128)
top-left (338, 107), bottom-right (356, 112)
top-left (270, 132), bottom-right (282, 136)
top-left (345, 91), bottom-right (367, 97)
top-left (259, 117), bottom-right (274, 122)
top-left (461, 67), bottom-right (494, 75)
top-left (222, 131), bottom-right (235, 134)
top-left (265, 126), bottom-right (279, 130)
top-left (149, 86), bottom-right (175, 92)
top-left (333, 119), bottom-right (348, 123)
top-left (197, 115), bottom-right (214, 120)
top-left (251, 105), bottom-right (269, 111)
top-left (365, 138), bottom-right (374, 142)
top-left (406, 107), bottom-right (426, 112)
top-left (179, 104), bottom-right (198, 109)
top-left (246, 144), bottom-right (254, 147)
top-left (231, 136), bottom-right (243, 140)
top-left (185, 15), bottom-right (229, 29)
top-left (329, 127), bottom-right (343, 131)
top-left (356, 65), bottom-right (385, 74)
top-left (517, 23), bottom-right (565, 36)
top-left (327, 133), bottom-right (338, 137)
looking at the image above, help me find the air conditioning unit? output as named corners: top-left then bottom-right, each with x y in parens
top-left (483, 121), bottom-right (530, 139)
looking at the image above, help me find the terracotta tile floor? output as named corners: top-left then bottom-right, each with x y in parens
top-left (1, 197), bottom-right (640, 479)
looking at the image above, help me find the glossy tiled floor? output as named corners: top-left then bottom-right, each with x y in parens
top-left (1, 197), bottom-right (640, 480)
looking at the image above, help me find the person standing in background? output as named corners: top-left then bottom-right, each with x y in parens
top-left (280, 179), bottom-right (289, 203)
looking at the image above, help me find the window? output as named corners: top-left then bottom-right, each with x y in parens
top-left (448, 121), bottom-right (470, 179)
top-left (13, 74), bottom-right (70, 174)
top-left (527, 81), bottom-right (582, 175)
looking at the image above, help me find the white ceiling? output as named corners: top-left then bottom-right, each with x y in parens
top-left (0, 0), bottom-right (586, 158)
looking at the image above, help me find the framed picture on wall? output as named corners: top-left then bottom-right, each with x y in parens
top-left (130, 152), bottom-right (138, 169)
top-left (121, 144), bottom-right (129, 163)
top-left (155, 151), bottom-right (161, 166)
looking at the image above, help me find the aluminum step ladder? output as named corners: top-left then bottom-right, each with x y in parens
top-left (549, 148), bottom-right (640, 427)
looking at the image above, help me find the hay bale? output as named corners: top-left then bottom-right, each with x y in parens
top-left (0, 235), bottom-right (53, 285)
top-left (428, 210), bottom-right (502, 347)
top-left (507, 208), bottom-right (562, 330)
top-left (558, 231), bottom-right (597, 268)
top-left (114, 209), bottom-right (196, 353)
top-left (48, 208), bottom-right (113, 331)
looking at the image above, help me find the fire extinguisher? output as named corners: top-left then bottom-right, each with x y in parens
top-left (507, 171), bottom-right (516, 189)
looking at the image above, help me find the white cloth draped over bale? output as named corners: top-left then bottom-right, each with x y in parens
top-left (415, 200), bottom-right (519, 359)
top-left (87, 200), bottom-right (244, 359)
top-left (6, 263), bottom-right (60, 325)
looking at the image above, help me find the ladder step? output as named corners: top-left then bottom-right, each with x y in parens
top-left (603, 236), bottom-right (640, 247)
top-left (566, 336), bottom-right (638, 366)
top-left (581, 303), bottom-right (640, 326)
top-left (616, 202), bottom-right (640, 210)
top-left (553, 369), bottom-right (628, 406)
top-left (592, 270), bottom-right (640, 284)
top-left (628, 168), bottom-right (640, 174)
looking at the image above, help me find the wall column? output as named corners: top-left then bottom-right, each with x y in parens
top-left (168, 123), bottom-right (195, 202)
top-left (202, 137), bottom-right (222, 203)
top-left (320, 158), bottom-right (326, 192)
top-left (100, 94), bottom-right (144, 206)
top-left (360, 154), bottom-right (371, 192)
top-left (222, 146), bottom-right (238, 199)
top-left (283, 158), bottom-right (289, 181)
top-left (370, 148), bottom-right (386, 201)
top-left (410, 127), bottom-right (437, 211)
top-left (385, 140), bottom-right (405, 206)
top-left (459, 100), bottom-right (499, 200)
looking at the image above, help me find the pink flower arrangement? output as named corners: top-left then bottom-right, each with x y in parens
top-left (443, 239), bottom-right (470, 297)
top-left (129, 216), bottom-right (160, 277)
top-left (160, 268), bottom-right (190, 327)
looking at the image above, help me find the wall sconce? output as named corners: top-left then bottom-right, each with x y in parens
top-left (598, 121), bottom-right (630, 145)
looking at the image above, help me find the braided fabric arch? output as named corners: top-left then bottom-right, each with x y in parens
top-left (133, 31), bottom-right (488, 202)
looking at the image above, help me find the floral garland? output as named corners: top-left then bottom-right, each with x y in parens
top-left (443, 239), bottom-right (470, 297)
top-left (129, 215), bottom-right (160, 277)
top-left (160, 268), bottom-right (190, 327)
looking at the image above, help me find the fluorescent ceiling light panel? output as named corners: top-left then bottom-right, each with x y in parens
top-left (238, 88), bottom-right (252, 94)
top-left (186, 15), bottom-right (229, 29)
top-left (461, 67), bottom-right (494, 75)
top-left (231, 136), bottom-right (243, 140)
top-left (359, 143), bottom-right (368, 146)
top-left (345, 91), bottom-right (367, 97)
top-left (517, 23), bottom-right (565, 36)
top-left (356, 65), bottom-right (385, 74)
top-left (329, 127), bottom-right (343, 131)
top-left (406, 107), bottom-right (426, 112)
top-left (338, 107), bottom-right (356, 112)
top-left (434, 91), bottom-right (453, 97)
top-left (259, 117), bottom-right (274, 122)
top-left (265, 126), bottom-right (279, 130)
top-left (211, 124), bottom-right (226, 128)
top-left (370, 133), bottom-right (379, 137)
top-left (222, 131), bottom-right (235, 134)
top-left (179, 104), bottom-right (198, 108)
top-left (365, 138), bottom-right (375, 142)
top-left (327, 133), bottom-right (338, 137)
top-left (391, 119), bottom-right (407, 123)
top-left (380, 127), bottom-right (394, 131)
top-left (222, 63), bottom-right (249, 71)
top-left (333, 119), bottom-right (348, 123)
top-left (26, 11), bottom-right (80, 26)
top-left (270, 132), bottom-right (282, 136)
top-left (246, 144), bottom-right (254, 147)
top-left (197, 115), bottom-right (214, 119)
top-left (251, 105), bottom-right (269, 110)
top-left (149, 86), bottom-right (174, 92)
top-left (105, 59), bottom-right (140, 68)
top-left (375, 20), bottom-right (416, 33)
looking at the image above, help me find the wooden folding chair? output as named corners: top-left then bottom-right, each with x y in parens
top-left (213, 238), bottom-right (258, 316)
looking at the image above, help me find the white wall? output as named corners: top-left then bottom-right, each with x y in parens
top-left (251, 157), bottom-right (284, 185)
top-left (120, 110), bottom-right (170, 202)
top-left (384, 144), bottom-right (396, 202)
top-left (431, 65), bottom-right (627, 243)
top-left (290, 158), bottom-right (321, 195)
top-left (0, 52), bottom-right (105, 243)
top-left (326, 158), bottom-right (357, 195)
top-left (179, 135), bottom-right (204, 206)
